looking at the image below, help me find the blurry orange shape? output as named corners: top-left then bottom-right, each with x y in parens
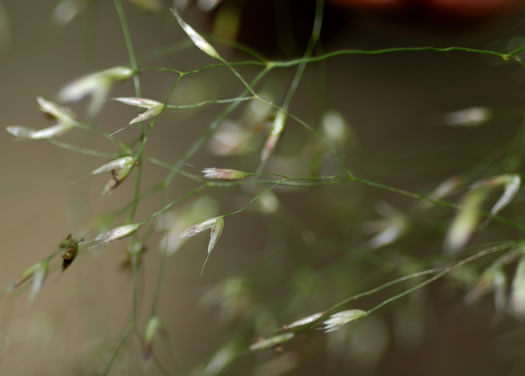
top-left (427, 0), bottom-right (522, 15)
top-left (327, 0), bottom-right (403, 8)
top-left (326, 0), bottom-right (522, 14)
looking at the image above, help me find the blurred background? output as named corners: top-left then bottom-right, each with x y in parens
top-left (2, 0), bottom-right (525, 375)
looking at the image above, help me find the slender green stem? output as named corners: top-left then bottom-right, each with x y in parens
top-left (281, 0), bottom-right (324, 110)
top-left (47, 139), bottom-right (117, 158)
top-left (83, 0), bottom-right (100, 70)
top-left (219, 57), bottom-right (258, 97)
top-left (327, 269), bottom-right (440, 314)
top-left (113, 0), bottom-right (141, 97)
top-left (131, 250), bottom-right (140, 323)
top-left (208, 34), bottom-right (267, 62)
top-left (165, 95), bottom-right (255, 109)
top-left (141, 60), bottom-right (266, 75)
top-left (367, 242), bottom-right (513, 315)
top-left (162, 67), bottom-right (271, 186)
top-left (129, 158), bottom-right (144, 221)
top-left (256, 0), bottom-right (324, 174)
top-left (134, 327), bottom-right (172, 376)
top-left (146, 149), bottom-right (525, 232)
top-left (114, 0), bottom-right (146, 223)
top-left (353, 176), bottom-right (525, 232)
top-left (142, 185), bottom-right (207, 224)
top-left (270, 46), bottom-right (516, 68)
top-left (140, 45), bottom-right (524, 77)
top-left (258, 97), bottom-right (355, 179)
top-left (102, 323), bottom-right (133, 376)
top-left (224, 179), bottom-right (286, 218)
top-left (128, 74), bottom-right (182, 222)
top-left (151, 189), bottom-right (168, 315)
top-left (280, 241), bottom-right (514, 336)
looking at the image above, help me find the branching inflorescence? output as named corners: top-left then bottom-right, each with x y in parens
top-left (5, 0), bottom-right (525, 374)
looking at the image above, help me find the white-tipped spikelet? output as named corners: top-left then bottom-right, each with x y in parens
top-left (179, 216), bottom-right (225, 273)
top-left (37, 97), bottom-right (77, 125)
top-left (179, 217), bottom-right (219, 238)
top-left (202, 168), bottom-right (247, 180)
top-left (322, 309), bottom-right (368, 333)
top-left (157, 197), bottom-right (220, 255)
top-left (113, 97), bottom-right (161, 109)
top-left (179, 217), bottom-right (224, 238)
top-left (475, 174), bottom-right (521, 220)
top-left (465, 264), bottom-right (507, 308)
top-left (511, 255), bottom-right (525, 318)
top-left (59, 66), bottom-right (133, 115)
top-left (444, 174), bottom-right (520, 252)
top-left (92, 156), bottom-right (135, 175)
top-left (442, 107), bottom-right (491, 127)
top-left (444, 189), bottom-right (487, 253)
top-left (250, 333), bottom-right (294, 351)
top-left (92, 156), bottom-right (135, 194)
top-left (113, 97), bottom-right (164, 125)
top-left (492, 268), bottom-right (507, 312)
top-left (8, 260), bottom-right (49, 302)
top-left (321, 111), bottom-right (347, 147)
top-left (363, 202), bottom-right (409, 249)
top-left (95, 223), bottom-right (140, 244)
top-left (7, 123), bottom-right (72, 139)
top-left (261, 109), bottom-right (287, 162)
top-left (30, 261), bottom-right (49, 302)
top-left (283, 312), bottom-right (324, 330)
top-left (6, 97), bottom-right (78, 139)
top-left (144, 316), bottom-right (161, 361)
top-left (418, 176), bottom-right (463, 210)
top-left (170, 8), bottom-right (221, 59)
top-left (180, 216), bottom-right (225, 253)
top-left (208, 216), bottom-right (224, 254)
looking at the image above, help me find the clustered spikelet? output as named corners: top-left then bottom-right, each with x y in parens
top-left (179, 216), bottom-right (225, 274)
top-left (444, 174), bottom-right (521, 253)
top-left (202, 168), bottom-right (248, 180)
top-left (6, 97), bottom-right (78, 139)
top-left (179, 216), bottom-right (225, 254)
top-left (321, 309), bottom-right (368, 333)
top-left (95, 223), bottom-right (141, 244)
top-left (113, 97), bottom-right (164, 125)
top-left (59, 66), bottom-right (133, 116)
top-left (92, 156), bottom-right (136, 194)
top-left (170, 8), bottom-right (221, 59)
